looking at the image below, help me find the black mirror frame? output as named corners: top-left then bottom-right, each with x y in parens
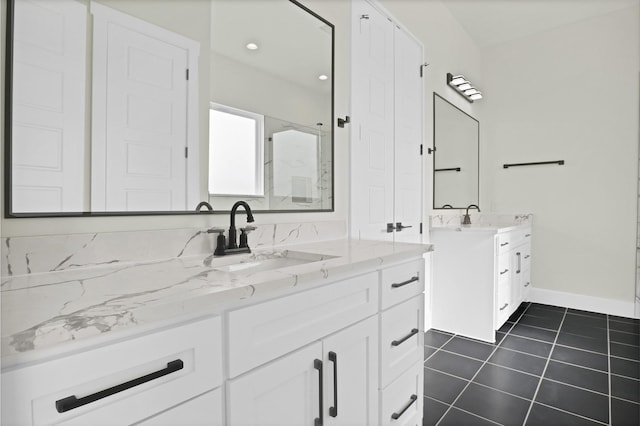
top-left (432, 92), bottom-right (480, 210)
top-left (4, 0), bottom-right (334, 218)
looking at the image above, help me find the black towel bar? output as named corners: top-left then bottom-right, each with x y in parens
top-left (503, 160), bottom-right (564, 169)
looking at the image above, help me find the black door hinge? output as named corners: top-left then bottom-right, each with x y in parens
top-left (428, 147), bottom-right (436, 154)
top-left (419, 223), bottom-right (423, 234)
top-left (420, 144), bottom-right (423, 155)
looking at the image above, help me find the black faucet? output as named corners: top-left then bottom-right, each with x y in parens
top-left (462, 204), bottom-right (480, 225)
top-left (211, 201), bottom-right (255, 256)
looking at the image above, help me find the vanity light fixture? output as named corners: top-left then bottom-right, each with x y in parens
top-left (447, 73), bottom-right (483, 103)
top-left (246, 42), bottom-right (259, 50)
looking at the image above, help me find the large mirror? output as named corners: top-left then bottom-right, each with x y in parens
top-left (433, 92), bottom-right (479, 209)
top-left (4, 0), bottom-right (334, 217)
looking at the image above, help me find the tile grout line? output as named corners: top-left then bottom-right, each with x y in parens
top-left (434, 303), bottom-right (529, 426)
top-left (607, 314), bottom-right (612, 426)
top-left (522, 307), bottom-right (568, 425)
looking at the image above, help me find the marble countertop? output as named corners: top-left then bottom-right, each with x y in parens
top-left (1, 239), bottom-right (432, 367)
top-left (431, 222), bottom-right (531, 233)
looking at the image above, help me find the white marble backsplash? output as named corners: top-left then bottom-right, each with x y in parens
top-left (430, 212), bottom-right (533, 228)
top-left (1, 220), bottom-right (346, 277)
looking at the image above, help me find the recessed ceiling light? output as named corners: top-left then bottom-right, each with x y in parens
top-left (318, 74), bottom-right (328, 81)
top-left (246, 42), bottom-right (258, 50)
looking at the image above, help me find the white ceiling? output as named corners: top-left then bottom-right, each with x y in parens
top-left (440, 0), bottom-right (640, 48)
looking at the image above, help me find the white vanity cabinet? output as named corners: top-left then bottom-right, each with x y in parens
top-left (1, 253), bottom-right (427, 426)
top-left (227, 258), bottom-right (426, 426)
top-left (431, 225), bottom-right (532, 343)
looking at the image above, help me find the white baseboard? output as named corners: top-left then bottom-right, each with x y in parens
top-left (529, 287), bottom-right (638, 319)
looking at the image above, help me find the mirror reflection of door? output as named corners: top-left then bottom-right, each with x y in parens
top-left (91, 3), bottom-right (200, 212)
top-left (433, 93), bottom-right (479, 209)
top-left (11, 0), bottom-right (87, 213)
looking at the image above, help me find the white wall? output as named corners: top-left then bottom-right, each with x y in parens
top-left (0, 0), bottom-right (350, 237)
top-left (482, 6), bottom-right (640, 304)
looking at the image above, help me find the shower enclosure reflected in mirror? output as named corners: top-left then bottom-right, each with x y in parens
top-left (5, 0), bottom-right (334, 217)
top-left (433, 92), bottom-right (479, 209)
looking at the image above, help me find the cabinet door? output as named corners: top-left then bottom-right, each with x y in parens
top-left (380, 361), bottom-right (423, 426)
top-left (227, 342), bottom-right (323, 426)
top-left (323, 316), bottom-right (379, 426)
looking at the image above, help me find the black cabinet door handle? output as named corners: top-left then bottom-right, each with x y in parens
top-left (314, 359), bottom-right (323, 426)
top-left (500, 242), bottom-right (509, 247)
top-left (391, 328), bottom-right (419, 346)
top-left (391, 394), bottom-right (417, 420)
top-left (328, 352), bottom-right (338, 417)
top-left (55, 359), bottom-right (184, 413)
top-left (391, 275), bottom-right (419, 288)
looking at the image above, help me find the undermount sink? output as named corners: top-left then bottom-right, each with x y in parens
top-left (213, 251), bottom-right (336, 274)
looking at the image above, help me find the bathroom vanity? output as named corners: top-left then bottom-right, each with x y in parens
top-left (431, 220), bottom-right (532, 343)
top-left (1, 238), bottom-right (431, 425)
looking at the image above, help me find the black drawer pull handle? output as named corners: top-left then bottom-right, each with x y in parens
top-left (524, 255), bottom-right (530, 259)
top-left (500, 242), bottom-right (509, 247)
top-left (55, 359), bottom-right (184, 413)
top-left (391, 328), bottom-right (419, 346)
top-left (328, 351), bottom-right (338, 417)
top-left (391, 394), bottom-right (417, 420)
top-left (500, 303), bottom-right (509, 311)
top-left (525, 282), bottom-right (530, 287)
top-left (391, 275), bottom-right (419, 288)
top-left (500, 269), bottom-right (509, 275)
top-left (314, 359), bottom-right (323, 426)
top-left (525, 234), bottom-right (531, 237)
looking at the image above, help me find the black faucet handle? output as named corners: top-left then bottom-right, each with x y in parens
top-left (240, 225), bottom-right (257, 233)
top-left (207, 227), bottom-right (225, 234)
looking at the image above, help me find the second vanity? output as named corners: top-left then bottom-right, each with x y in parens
top-left (1, 237), bottom-right (432, 425)
top-left (431, 218), bottom-right (532, 343)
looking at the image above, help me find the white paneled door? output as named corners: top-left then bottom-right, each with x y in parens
top-left (11, 0), bottom-right (87, 213)
top-left (393, 27), bottom-right (423, 244)
top-left (351, 0), bottom-right (424, 244)
top-left (351, 0), bottom-right (395, 241)
top-left (91, 4), bottom-right (198, 212)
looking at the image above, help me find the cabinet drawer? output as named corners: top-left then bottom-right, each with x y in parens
top-left (497, 233), bottom-right (512, 254)
top-left (380, 294), bottom-right (424, 388)
top-left (380, 361), bottom-right (423, 425)
top-left (2, 316), bottom-right (222, 426)
top-left (497, 253), bottom-right (510, 278)
top-left (496, 278), bottom-right (511, 327)
top-left (380, 259), bottom-right (424, 310)
top-left (137, 388), bottom-right (223, 426)
top-left (227, 272), bottom-right (379, 377)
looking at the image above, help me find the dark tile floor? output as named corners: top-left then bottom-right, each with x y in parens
top-left (424, 302), bottom-right (640, 426)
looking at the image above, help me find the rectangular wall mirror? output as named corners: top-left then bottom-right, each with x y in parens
top-left (433, 92), bottom-right (479, 209)
top-left (4, 0), bottom-right (334, 217)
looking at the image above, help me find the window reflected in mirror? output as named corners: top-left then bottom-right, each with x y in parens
top-left (208, 104), bottom-right (264, 197)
